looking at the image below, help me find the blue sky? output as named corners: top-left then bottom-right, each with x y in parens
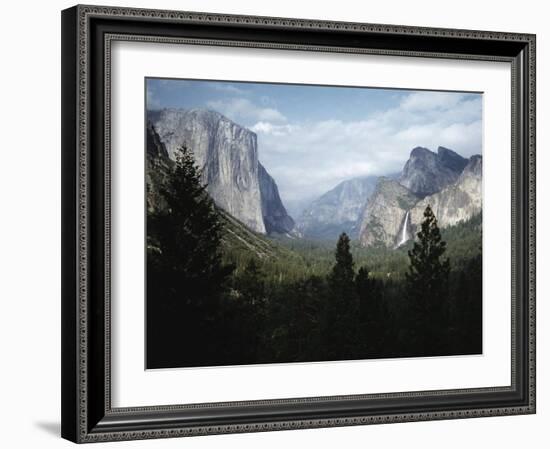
top-left (147, 78), bottom-right (482, 216)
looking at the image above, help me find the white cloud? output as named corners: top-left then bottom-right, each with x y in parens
top-left (251, 121), bottom-right (298, 136)
top-left (250, 92), bottom-right (482, 208)
top-left (206, 98), bottom-right (287, 125)
top-left (400, 91), bottom-right (464, 112)
top-left (209, 83), bottom-right (247, 95)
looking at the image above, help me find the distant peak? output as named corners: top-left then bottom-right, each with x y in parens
top-left (437, 146), bottom-right (458, 156)
top-left (436, 146), bottom-right (468, 172)
top-left (410, 146), bottom-right (434, 157)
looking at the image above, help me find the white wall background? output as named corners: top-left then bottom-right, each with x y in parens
top-left (0, 0), bottom-right (545, 447)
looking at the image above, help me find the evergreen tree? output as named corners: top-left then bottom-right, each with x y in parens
top-left (331, 233), bottom-right (354, 282)
top-left (405, 205), bottom-right (451, 355)
top-left (148, 145), bottom-right (233, 304)
top-left (325, 233), bottom-right (359, 359)
top-left (147, 145), bottom-right (234, 368)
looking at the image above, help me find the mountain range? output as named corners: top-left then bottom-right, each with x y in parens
top-left (295, 145), bottom-right (482, 246)
top-left (146, 107), bottom-right (481, 249)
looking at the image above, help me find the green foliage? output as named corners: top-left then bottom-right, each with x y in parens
top-left (214, 212), bottom-right (483, 363)
top-left (440, 213), bottom-right (482, 270)
top-left (406, 205), bottom-right (451, 301)
top-left (405, 205), bottom-right (451, 354)
top-left (330, 233), bottom-right (355, 286)
top-left (146, 145), bottom-right (234, 368)
top-left (265, 214), bottom-right (481, 284)
top-left (325, 233), bottom-right (359, 359)
top-left (148, 145), bottom-right (234, 303)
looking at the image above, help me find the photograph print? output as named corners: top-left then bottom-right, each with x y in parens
top-left (145, 78), bottom-right (483, 369)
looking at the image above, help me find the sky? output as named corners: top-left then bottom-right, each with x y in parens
top-left (146, 78), bottom-right (482, 216)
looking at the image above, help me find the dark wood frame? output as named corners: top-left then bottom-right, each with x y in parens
top-left (61, 4), bottom-right (536, 443)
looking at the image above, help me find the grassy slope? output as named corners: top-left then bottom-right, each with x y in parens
top-left (219, 210), bottom-right (306, 280)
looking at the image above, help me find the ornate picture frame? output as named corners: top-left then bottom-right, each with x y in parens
top-left (61, 4), bottom-right (536, 443)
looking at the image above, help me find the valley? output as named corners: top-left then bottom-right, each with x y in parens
top-left (146, 105), bottom-right (483, 368)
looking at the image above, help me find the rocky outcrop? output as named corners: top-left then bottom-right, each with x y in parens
top-left (359, 150), bottom-right (482, 248)
top-left (295, 176), bottom-right (379, 240)
top-left (146, 122), bottom-right (174, 213)
top-left (148, 108), bottom-right (293, 234)
top-left (358, 178), bottom-right (419, 247)
top-left (410, 155), bottom-right (482, 229)
top-left (258, 163), bottom-right (295, 234)
top-left (438, 146), bottom-right (470, 173)
top-left (399, 146), bottom-right (468, 197)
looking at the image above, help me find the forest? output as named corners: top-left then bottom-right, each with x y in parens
top-left (146, 146), bottom-right (482, 369)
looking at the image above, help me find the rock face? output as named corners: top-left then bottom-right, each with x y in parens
top-left (358, 178), bottom-right (419, 248)
top-left (147, 108), bottom-right (293, 234)
top-left (399, 146), bottom-right (468, 197)
top-left (359, 148), bottom-right (482, 248)
top-left (409, 155), bottom-right (482, 228)
top-left (258, 163), bottom-right (295, 234)
top-left (295, 176), bottom-right (379, 240)
top-left (146, 122), bottom-right (174, 213)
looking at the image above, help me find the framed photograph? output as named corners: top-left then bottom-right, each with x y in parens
top-left (61, 4), bottom-right (536, 443)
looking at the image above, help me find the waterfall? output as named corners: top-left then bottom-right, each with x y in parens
top-left (398, 211), bottom-right (410, 247)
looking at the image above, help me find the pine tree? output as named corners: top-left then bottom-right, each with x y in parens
top-left (148, 145), bottom-right (233, 305)
top-left (325, 233), bottom-right (359, 359)
top-left (147, 145), bottom-right (234, 368)
top-left (405, 205), bottom-right (451, 354)
top-left (329, 233), bottom-right (355, 297)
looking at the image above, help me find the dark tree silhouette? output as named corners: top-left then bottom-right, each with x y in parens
top-left (325, 233), bottom-right (359, 359)
top-left (147, 145), bottom-right (234, 368)
top-left (356, 266), bottom-right (388, 356)
top-left (218, 259), bottom-right (269, 364)
top-left (453, 251), bottom-right (482, 354)
top-left (405, 205), bottom-right (451, 355)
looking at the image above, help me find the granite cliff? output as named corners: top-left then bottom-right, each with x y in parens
top-left (358, 178), bottom-right (419, 248)
top-left (399, 146), bottom-right (468, 197)
top-left (146, 122), bottom-right (174, 213)
top-left (409, 155), bottom-right (482, 228)
top-left (147, 108), bottom-right (294, 234)
top-left (358, 148), bottom-right (482, 248)
top-left (258, 163), bottom-right (295, 234)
